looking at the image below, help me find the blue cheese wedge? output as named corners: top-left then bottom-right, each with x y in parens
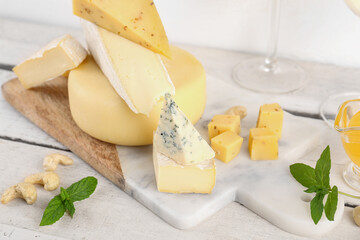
top-left (154, 94), bottom-right (215, 165)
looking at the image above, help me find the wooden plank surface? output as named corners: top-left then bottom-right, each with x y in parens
top-left (1, 78), bottom-right (124, 189)
top-left (0, 70), bottom-right (66, 150)
top-left (1, 18), bottom-right (360, 118)
top-left (1, 18), bottom-right (360, 239)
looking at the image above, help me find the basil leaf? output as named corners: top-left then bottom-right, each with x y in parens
top-left (310, 192), bottom-right (325, 225)
top-left (60, 187), bottom-right (75, 217)
top-left (290, 163), bottom-right (317, 188)
top-left (319, 188), bottom-right (329, 195)
top-left (304, 186), bottom-right (317, 193)
top-left (66, 176), bottom-right (98, 202)
top-left (325, 186), bottom-right (338, 221)
top-left (40, 195), bottom-right (66, 226)
top-left (315, 146), bottom-right (331, 188)
top-left (64, 200), bottom-right (75, 218)
top-left (60, 187), bottom-right (70, 202)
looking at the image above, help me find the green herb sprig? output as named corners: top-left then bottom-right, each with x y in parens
top-left (290, 146), bottom-right (360, 224)
top-left (40, 176), bottom-right (98, 226)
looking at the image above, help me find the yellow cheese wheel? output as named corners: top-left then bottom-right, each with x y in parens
top-left (68, 46), bottom-right (206, 146)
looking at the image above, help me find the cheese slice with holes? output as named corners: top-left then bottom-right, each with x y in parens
top-left (153, 94), bottom-right (215, 165)
top-left (13, 35), bottom-right (87, 89)
top-left (81, 20), bottom-right (174, 115)
top-left (73, 0), bottom-right (171, 57)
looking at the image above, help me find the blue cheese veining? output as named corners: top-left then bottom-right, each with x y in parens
top-left (154, 94), bottom-right (215, 165)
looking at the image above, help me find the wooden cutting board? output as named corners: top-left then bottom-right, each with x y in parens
top-left (1, 77), bottom-right (125, 189)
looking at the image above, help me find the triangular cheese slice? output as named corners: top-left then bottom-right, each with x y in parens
top-left (81, 20), bottom-right (175, 115)
top-left (73, 0), bottom-right (171, 57)
top-left (154, 94), bottom-right (215, 165)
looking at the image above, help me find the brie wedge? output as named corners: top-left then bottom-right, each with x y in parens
top-left (81, 20), bottom-right (175, 115)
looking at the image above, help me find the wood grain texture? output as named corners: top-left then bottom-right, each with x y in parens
top-left (1, 77), bottom-right (125, 189)
top-left (2, 18), bottom-right (360, 118)
top-left (0, 70), bottom-right (66, 149)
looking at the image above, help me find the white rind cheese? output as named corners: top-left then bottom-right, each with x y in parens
top-left (13, 34), bottom-right (87, 89)
top-left (154, 94), bottom-right (215, 165)
top-left (154, 149), bottom-right (215, 170)
top-left (81, 20), bottom-right (175, 116)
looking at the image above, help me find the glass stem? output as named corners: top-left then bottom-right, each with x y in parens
top-left (339, 191), bottom-right (360, 200)
top-left (264, 0), bottom-right (281, 73)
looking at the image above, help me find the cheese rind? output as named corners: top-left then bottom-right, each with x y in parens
top-left (153, 143), bottom-right (216, 194)
top-left (154, 94), bottom-right (215, 165)
top-left (81, 21), bottom-right (174, 115)
top-left (73, 0), bottom-right (171, 57)
top-left (13, 35), bottom-right (87, 89)
top-left (68, 46), bottom-right (206, 146)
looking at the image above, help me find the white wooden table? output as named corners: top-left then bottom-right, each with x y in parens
top-left (0, 18), bottom-right (360, 239)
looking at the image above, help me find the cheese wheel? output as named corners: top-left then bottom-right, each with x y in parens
top-left (68, 46), bottom-right (206, 146)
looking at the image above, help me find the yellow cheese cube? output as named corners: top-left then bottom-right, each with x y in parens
top-left (248, 128), bottom-right (278, 160)
top-left (208, 115), bottom-right (240, 139)
top-left (211, 131), bottom-right (243, 163)
top-left (256, 103), bottom-right (284, 139)
top-left (153, 149), bottom-right (216, 194)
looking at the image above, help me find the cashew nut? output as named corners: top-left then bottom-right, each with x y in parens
top-left (225, 105), bottom-right (247, 119)
top-left (1, 183), bottom-right (37, 204)
top-left (43, 153), bottom-right (73, 171)
top-left (353, 206), bottom-right (360, 227)
top-left (24, 172), bottom-right (60, 191)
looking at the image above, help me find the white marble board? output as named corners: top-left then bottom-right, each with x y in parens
top-left (116, 75), bottom-right (344, 237)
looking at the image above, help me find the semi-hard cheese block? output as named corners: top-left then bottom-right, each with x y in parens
top-left (153, 141), bottom-right (216, 194)
top-left (73, 0), bottom-right (171, 57)
top-left (248, 128), bottom-right (278, 160)
top-left (208, 115), bottom-right (241, 139)
top-left (256, 103), bottom-right (284, 139)
top-left (13, 35), bottom-right (87, 89)
top-left (81, 20), bottom-right (174, 115)
top-left (211, 131), bottom-right (243, 163)
top-left (68, 46), bottom-right (206, 146)
top-left (154, 94), bottom-right (215, 165)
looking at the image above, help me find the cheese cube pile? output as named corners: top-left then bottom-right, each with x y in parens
top-left (211, 131), bottom-right (243, 163)
top-left (208, 115), bottom-right (241, 139)
top-left (208, 114), bottom-right (242, 163)
top-left (256, 103), bottom-right (284, 139)
top-left (249, 103), bottom-right (284, 160)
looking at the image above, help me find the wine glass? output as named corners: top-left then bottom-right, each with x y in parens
top-left (232, 0), bottom-right (306, 94)
top-left (320, 0), bottom-right (360, 127)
